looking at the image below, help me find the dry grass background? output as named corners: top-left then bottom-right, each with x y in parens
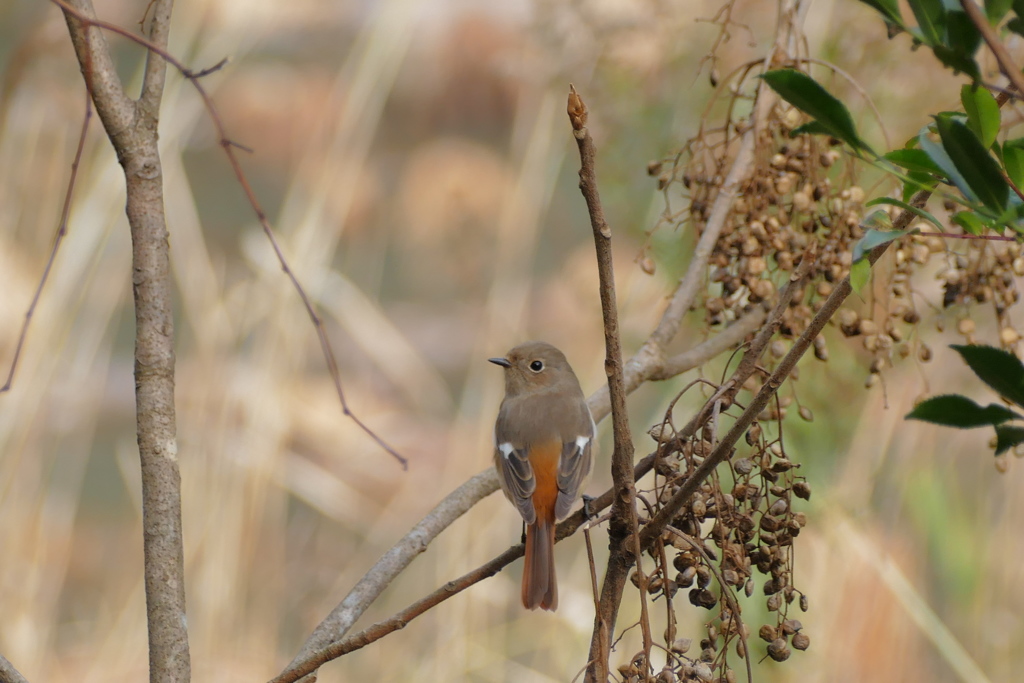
top-left (1, 0), bottom-right (1022, 681)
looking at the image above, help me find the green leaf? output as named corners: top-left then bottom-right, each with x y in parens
top-left (987, 0), bottom-right (1014, 24)
top-left (945, 10), bottom-right (983, 57)
top-left (761, 69), bottom-right (872, 153)
top-left (951, 210), bottom-right (988, 235)
top-left (903, 170), bottom-right (940, 203)
top-left (919, 125), bottom-right (977, 202)
top-left (995, 424), bottom-right (1024, 454)
top-left (850, 258), bottom-right (872, 295)
top-left (961, 84), bottom-right (1000, 149)
top-left (883, 147), bottom-right (947, 176)
top-left (935, 115), bottom-right (1010, 213)
top-left (908, 0), bottom-right (946, 45)
top-left (790, 121), bottom-right (834, 138)
top-left (852, 226), bottom-right (905, 262)
top-left (865, 196), bottom-right (945, 230)
top-left (952, 344), bottom-right (1024, 407)
top-left (906, 394), bottom-right (1023, 427)
top-left (857, 0), bottom-right (904, 25)
top-left (1003, 139), bottom-right (1024, 189)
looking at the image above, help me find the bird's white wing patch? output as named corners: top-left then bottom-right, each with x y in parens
top-left (498, 442), bottom-right (516, 460)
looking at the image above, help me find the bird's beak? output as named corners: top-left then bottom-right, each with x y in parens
top-left (488, 357), bottom-right (512, 368)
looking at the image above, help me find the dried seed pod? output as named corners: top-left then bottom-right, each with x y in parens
top-left (746, 422), bottom-right (762, 446)
top-left (767, 593), bottom-right (782, 612)
top-left (734, 458), bottom-right (755, 475)
top-left (781, 619), bottom-right (803, 635)
top-left (640, 256), bottom-right (656, 275)
top-left (799, 406), bottom-right (813, 421)
top-left (770, 459), bottom-right (795, 473)
top-left (768, 499), bottom-right (789, 516)
top-left (918, 343), bottom-right (933, 362)
top-left (1002, 327), bottom-right (1021, 346)
top-left (677, 565), bottom-right (697, 588)
top-left (647, 160), bottom-right (663, 176)
top-left (800, 594), bottom-right (809, 611)
top-left (792, 632), bottom-right (811, 651)
top-left (957, 318), bottom-right (976, 336)
top-left (759, 624), bottom-right (777, 642)
top-left (760, 515), bottom-right (781, 532)
top-left (767, 638), bottom-right (791, 661)
top-left (693, 662), bottom-right (713, 682)
top-left (671, 637), bottom-right (692, 654)
top-left (745, 578), bottom-right (755, 597)
top-left (696, 565), bottom-right (712, 589)
top-left (692, 498), bottom-right (707, 518)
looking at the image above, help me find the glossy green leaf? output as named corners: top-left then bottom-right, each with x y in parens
top-left (951, 210), bottom-right (988, 235)
top-left (919, 125), bottom-right (977, 201)
top-left (1003, 139), bottom-right (1024, 189)
top-left (961, 84), bottom-right (1000, 149)
top-left (952, 344), bottom-right (1024, 407)
top-left (903, 170), bottom-right (940, 203)
top-left (884, 148), bottom-right (946, 176)
top-left (935, 115), bottom-right (1009, 213)
top-left (995, 425), bottom-right (1024, 454)
top-left (849, 257), bottom-right (871, 295)
top-left (852, 226), bottom-right (905, 263)
top-left (908, 0), bottom-right (946, 44)
top-left (761, 69), bottom-right (872, 153)
top-left (866, 196), bottom-right (945, 230)
top-left (906, 394), bottom-right (1022, 427)
top-left (857, 0), bottom-right (904, 25)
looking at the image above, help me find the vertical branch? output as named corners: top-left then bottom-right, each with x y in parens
top-left (568, 85), bottom-right (648, 683)
top-left (59, 1), bottom-right (191, 681)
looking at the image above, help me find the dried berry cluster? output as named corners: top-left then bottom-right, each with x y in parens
top-left (623, 414), bottom-right (811, 682)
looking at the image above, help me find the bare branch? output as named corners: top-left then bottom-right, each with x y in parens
top-left (276, 470), bottom-right (498, 680)
top-left (960, 0), bottom-right (1024, 96)
top-left (1, 94), bottom-right (91, 393)
top-left (567, 84), bottom-right (649, 682)
top-left (0, 655), bottom-right (30, 683)
top-left (59, 0), bottom-right (191, 680)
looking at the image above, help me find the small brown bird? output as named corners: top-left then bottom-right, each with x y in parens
top-left (490, 341), bottom-right (595, 610)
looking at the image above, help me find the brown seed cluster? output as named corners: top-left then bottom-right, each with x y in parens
top-left (630, 411), bottom-right (810, 681)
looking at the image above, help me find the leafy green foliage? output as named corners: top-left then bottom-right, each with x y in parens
top-left (935, 115), bottom-right (1010, 213)
top-left (961, 84), bottom-right (1000, 149)
top-left (952, 344), bottom-right (1024, 406)
top-left (760, 69), bottom-right (872, 153)
top-left (906, 346), bottom-right (1024, 456)
top-left (906, 394), bottom-right (1021, 428)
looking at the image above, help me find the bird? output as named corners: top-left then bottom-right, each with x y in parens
top-left (489, 341), bottom-right (595, 610)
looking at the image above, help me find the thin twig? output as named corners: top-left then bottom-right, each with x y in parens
top-left (1, 93), bottom-right (91, 393)
top-left (47, 0), bottom-right (407, 468)
top-left (568, 84), bottom-right (649, 683)
top-left (960, 0), bottom-right (1024, 97)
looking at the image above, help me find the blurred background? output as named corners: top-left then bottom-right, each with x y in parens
top-left (0, 0), bottom-right (1021, 680)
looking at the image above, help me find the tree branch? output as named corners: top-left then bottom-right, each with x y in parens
top-left (567, 84), bottom-right (649, 682)
top-left (59, 1), bottom-right (191, 680)
top-left (0, 656), bottom-right (29, 683)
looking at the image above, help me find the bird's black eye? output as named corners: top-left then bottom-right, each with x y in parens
top-left (529, 360), bottom-right (544, 372)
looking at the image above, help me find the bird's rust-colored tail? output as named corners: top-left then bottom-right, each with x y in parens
top-left (522, 516), bottom-right (557, 610)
